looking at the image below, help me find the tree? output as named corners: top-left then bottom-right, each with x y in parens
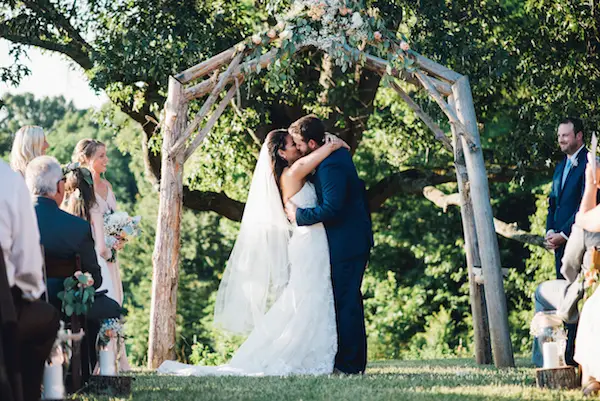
top-left (0, 0), bottom-right (560, 223)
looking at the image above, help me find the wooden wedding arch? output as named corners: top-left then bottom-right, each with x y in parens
top-left (148, 22), bottom-right (515, 370)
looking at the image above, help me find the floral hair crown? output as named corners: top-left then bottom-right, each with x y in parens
top-left (62, 162), bottom-right (94, 188)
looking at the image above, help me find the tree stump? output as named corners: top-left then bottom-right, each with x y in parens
top-left (536, 366), bottom-right (579, 389)
top-left (86, 375), bottom-right (133, 397)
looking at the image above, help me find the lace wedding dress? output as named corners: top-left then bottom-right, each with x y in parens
top-left (158, 182), bottom-right (337, 376)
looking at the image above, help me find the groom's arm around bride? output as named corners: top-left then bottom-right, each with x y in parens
top-left (285, 115), bottom-right (373, 375)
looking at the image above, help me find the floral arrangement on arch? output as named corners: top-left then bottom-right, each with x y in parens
top-left (57, 271), bottom-right (95, 316)
top-left (104, 211), bottom-right (142, 262)
top-left (237, 0), bottom-right (414, 76)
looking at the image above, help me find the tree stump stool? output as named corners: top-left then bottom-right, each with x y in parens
top-left (535, 366), bottom-right (578, 389)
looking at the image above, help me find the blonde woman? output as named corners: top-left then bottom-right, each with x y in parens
top-left (73, 138), bottom-right (131, 371)
top-left (10, 125), bottom-right (49, 176)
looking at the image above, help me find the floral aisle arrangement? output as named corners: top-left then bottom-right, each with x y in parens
top-left (96, 318), bottom-right (126, 375)
top-left (583, 247), bottom-right (600, 299)
top-left (235, 0), bottom-right (414, 85)
top-left (57, 271), bottom-right (95, 316)
top-left (104, 211), bottom-right (142, 262)
top-left (42, 321), bottom-right (85, 399)
top-left (530, 311), bottom-right (568, 368)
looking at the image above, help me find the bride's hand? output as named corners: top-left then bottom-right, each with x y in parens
top-left (325, 133), bottom-right (350, 150)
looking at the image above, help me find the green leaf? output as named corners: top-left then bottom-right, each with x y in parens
top-left (65, 304), bottom-right (74, 317)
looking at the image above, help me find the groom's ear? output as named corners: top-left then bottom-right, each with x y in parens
top-left (308, 139), bottom-right (319, 150)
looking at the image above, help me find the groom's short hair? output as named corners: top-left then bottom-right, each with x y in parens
top-left (289, 115), bottom-right (326, 146)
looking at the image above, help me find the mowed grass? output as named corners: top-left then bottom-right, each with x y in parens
top-left (76, 358), bottom-right (590, 401)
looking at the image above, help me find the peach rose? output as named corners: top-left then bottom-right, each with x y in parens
top-left (267, 29), bottom-right (277, 39)
top-left (374, 31), bottom-right (383, 42)
top-left (400, 41), bottom-right (410, 51)
top-left (251, 34), bottom-right (262, 45)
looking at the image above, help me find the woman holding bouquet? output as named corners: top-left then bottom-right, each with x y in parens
top-left (73, 138), bottom-right (131, 371)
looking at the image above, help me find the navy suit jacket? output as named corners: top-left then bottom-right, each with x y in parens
top-left (546, 148), bottom-right (588, 238)
top-left (296, 148), bottom-right (373, 263)
top-left (33, 196), bottom-right (102, 289)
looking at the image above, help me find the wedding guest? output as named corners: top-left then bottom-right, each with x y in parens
top-left (0, 158), bottom-right (59, 401)
top-left (9, 125), bottom-right (49, 176)
top-left (73, 139), bottom-right (131, 370)
top-left (26, 156), bottom-right (122, 370)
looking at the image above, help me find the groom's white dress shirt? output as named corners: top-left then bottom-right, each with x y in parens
top-left (0, 160), bottom-right (45, 300)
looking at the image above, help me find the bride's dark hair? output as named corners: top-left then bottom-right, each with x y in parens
top-left (266, 129), bottom-right (290, 189)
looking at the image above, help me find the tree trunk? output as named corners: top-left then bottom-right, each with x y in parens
top-left (148, 77), bottom-right (187, 369)
top-left (452, 77), bottom-right (514, 368)
top-left (448, 95), bottom-right (492, 365)
top-left (536, 367), bottom-right (579, 389)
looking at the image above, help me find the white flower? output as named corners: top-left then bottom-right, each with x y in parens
top-left (251, 34), bottom-right (262, 45)
top-left (279, 29), bottom-right (294, 41)
top-left (351, 12), bottom-right (363, 29)
top-left (571, 157), bottom-right (579, 167)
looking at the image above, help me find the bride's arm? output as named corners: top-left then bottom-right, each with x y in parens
top-left (285, 136), bottom-right (349, 181)
top-left (91, 210), bottom-right (112, 260)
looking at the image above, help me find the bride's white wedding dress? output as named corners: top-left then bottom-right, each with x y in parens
top-left (158, 182), bottom-right (337, 376)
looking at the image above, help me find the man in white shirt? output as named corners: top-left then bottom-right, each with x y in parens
top-left (0, 159), bottom-right (59, 401)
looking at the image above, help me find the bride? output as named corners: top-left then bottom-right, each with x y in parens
top-left (158, 129), bottom-right (348, 376)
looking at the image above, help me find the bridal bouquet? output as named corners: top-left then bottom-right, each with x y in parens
top-left (104, 211), bottom-right (141, 262)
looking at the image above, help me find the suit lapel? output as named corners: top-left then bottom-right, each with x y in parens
top-left (556, 159), bottom-right (566, 199)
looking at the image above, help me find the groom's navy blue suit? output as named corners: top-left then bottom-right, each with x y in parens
top-left (296, 148), bottom-right (373, 374)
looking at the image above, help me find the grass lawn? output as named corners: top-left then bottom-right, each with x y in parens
top-left (76, 358), bottom-right (590, 401)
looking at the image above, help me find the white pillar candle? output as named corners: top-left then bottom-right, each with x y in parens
top-left (42, 363), bottom-right (64, 400)
top-left (99, 349), bottom-right (117, 376)
top-left (543, 341), bottom-right (560, 369)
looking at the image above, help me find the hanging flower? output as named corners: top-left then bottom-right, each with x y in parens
top-left (279, 29), bottom-right (294, 41)
top-left (267, 29), bottom-right (278, 39)
top-left (373, 31), bottom-right (382, 42)
top-left (400, 40), bottom-right (410, 51)
top-left (252, 34), bottom-right (262, 45)
top-left (339, 6), bottom-right (349, 16)
top-left (307, 3), bottom-right (326, 21)
top-left (276, 21), bottom-right (286, 31)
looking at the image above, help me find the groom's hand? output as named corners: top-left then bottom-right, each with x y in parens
top-left (285, 201), bottom-right (297, 223)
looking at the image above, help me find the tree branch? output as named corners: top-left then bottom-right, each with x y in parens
top-left (422, 185), bottom-right (545, 248)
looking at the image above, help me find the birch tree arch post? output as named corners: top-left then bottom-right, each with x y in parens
top-left (149, 0), bottom-right (514, 369)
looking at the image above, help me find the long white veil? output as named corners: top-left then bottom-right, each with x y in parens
top-left (213, 142), bottom-right (292, 334)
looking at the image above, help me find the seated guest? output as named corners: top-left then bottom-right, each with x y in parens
top-left (24, 156), bottom-right (121, 367)
top-left (572, 155), bottom-right (600, 395)
top-left (24, 156), bottom-right (103, 303)
top-left (10, 126), bottom-right (49, 176)
top-left (0, 158), bottom-right (59, 401)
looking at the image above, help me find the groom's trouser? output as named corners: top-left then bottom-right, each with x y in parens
top-left (331, 254), bottom-right (369, 374)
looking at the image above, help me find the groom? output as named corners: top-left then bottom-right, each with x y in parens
top-left (285, 115), bottom-right (373, 375)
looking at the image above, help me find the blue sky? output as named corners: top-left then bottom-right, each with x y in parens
top-left (0, 39), bottom-right (108, 110)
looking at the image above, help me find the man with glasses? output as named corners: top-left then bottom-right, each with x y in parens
top-left (25, 156), bottom-right (121, 373)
